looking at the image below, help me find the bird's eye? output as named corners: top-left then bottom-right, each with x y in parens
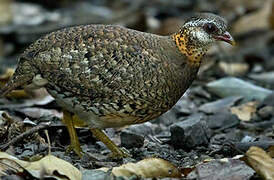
top-left (203, 23), bottom-right (218, 34)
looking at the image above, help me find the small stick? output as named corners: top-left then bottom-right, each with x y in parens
top-left (0, 122), bottom-right (50, 150)
top-left (44, 129), bottom-right (51, 154)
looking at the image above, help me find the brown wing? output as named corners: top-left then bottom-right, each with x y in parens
top-left (21, 25), bottom-right (163, 101)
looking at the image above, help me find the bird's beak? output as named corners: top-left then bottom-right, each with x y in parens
top-left (213, 31), bottom-right (236, 46)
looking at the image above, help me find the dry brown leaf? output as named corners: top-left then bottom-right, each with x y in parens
top-left (231, 101), bottom-right (258, 121)
top-left (0, 152), bottom-right (82, 180)
top-left (245, 146), bottom-right (274, 180)
top-left (218, 62), bottom-right (249, 76)
top-left (0, 157), bottom-right (25, 176)
top-left (99, 158), bottom-right (181, 178)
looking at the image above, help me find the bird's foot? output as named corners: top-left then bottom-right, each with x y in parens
top-left (108, 147), bottom-right (131, 159)
top-left (90, 128), bottom-right (132, 159)
top-left (65, 143), bottom-right (83, 158)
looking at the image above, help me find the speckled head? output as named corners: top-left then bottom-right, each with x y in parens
top-left (173, 13), bottom-right (235, 65)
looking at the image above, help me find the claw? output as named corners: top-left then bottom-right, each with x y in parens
top-left (65, 144), bottom-right (83, 158)
top-left (90, 128), bottom-right (132, 159)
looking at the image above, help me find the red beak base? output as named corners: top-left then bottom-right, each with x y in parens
top-left (213, 31), bottom-right (236, 46)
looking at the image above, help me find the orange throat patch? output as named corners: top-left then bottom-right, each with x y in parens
top-left (172, 33), bottom-right (205, 66)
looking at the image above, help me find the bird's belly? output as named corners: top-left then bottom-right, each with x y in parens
top-left (47, 89), bottom-right (165, 128)
top-left (48, 89), bottom-right (102, 127)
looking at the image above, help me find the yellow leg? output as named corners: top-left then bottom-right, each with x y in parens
top-left (90, 128), bottom-right (130, 158)
top-left (62, 110), bottom-right (83, 157)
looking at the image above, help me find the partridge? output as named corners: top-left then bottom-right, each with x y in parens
top-left (0, 13), bottom-right (235, 158)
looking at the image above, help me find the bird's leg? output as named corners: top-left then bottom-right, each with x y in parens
top-left (90, 128), bottom-right (130, 158)
top-left (62, 110), bottom-right (83, 157)
top-left (71, 113), bottom-right (130, 158)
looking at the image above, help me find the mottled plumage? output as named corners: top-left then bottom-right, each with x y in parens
top-left (0, 13), bottom-right (234, 156)
top-left (10, 25), bottom-right (199, 128)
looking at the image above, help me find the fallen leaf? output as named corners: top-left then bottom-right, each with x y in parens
top-left (244, 146), bottom-right (274, 180)
top-left (0, 152), bottom-right (82, 180)
top-left (231, 101), bottom-right (258, 121)
top-left (0, 157), bottom-right (25, 177)
top-left (218, 62), bottom-right (249, 76)
top-left (99, 158), bottom-right (181, 178)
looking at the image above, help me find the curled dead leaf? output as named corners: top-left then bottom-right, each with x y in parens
top-left (0, 152), bottom-right (82, 180)
top-left (0, 157), bottom-right (25, 177)
top-left (99, 158), bottom-right (181, 178)
top-left (245, 146), bottom-right (274, 180)
top-left (231, 101), bottom-right (258, 121)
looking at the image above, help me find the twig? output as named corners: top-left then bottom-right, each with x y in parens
top-left (44, 129), bottom-right (51, 155)
top-left (0, 122), bottom-right (50, 150)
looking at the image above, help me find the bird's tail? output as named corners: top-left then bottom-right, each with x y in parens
top-left (0, 60), bottom-right (36, 97)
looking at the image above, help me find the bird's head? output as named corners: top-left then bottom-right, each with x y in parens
top-left (173, 13), bottom-right (235, 66)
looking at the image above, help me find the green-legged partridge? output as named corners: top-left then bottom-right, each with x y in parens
top-left (0, 13), bottom-right (235, 158)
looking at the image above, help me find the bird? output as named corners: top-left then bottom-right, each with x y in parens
top-left (0, 13), bottom-right (235, 158)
